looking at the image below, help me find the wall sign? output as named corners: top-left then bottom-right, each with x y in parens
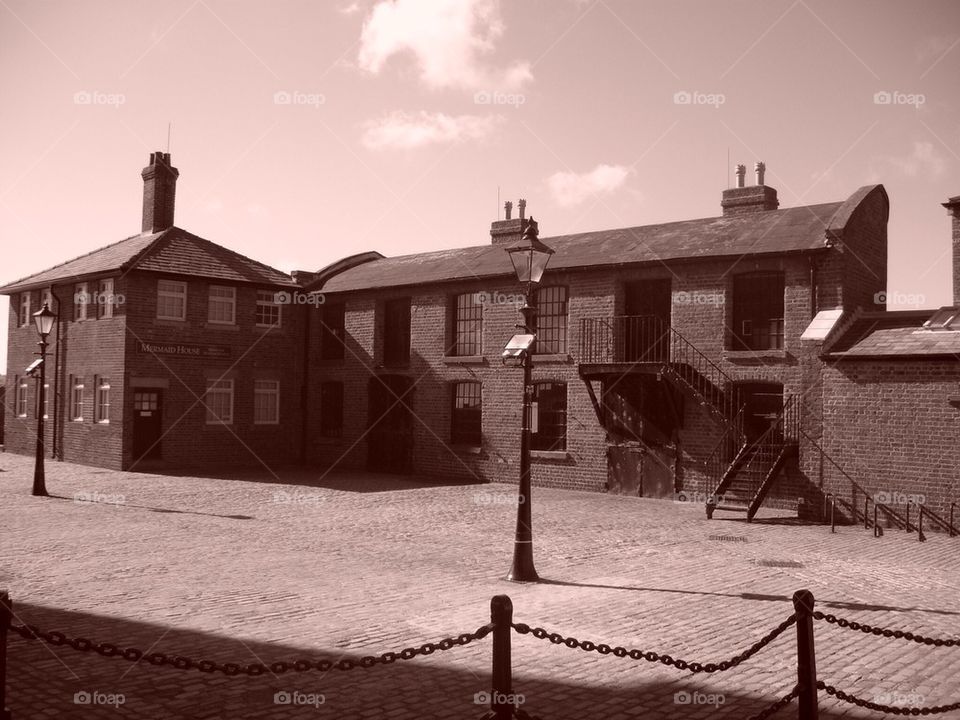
top-left (137, 341), bottom-right (231, 359)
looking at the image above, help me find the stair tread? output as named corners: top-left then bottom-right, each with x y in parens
top-left (715, 504), bottom-right (750, 512)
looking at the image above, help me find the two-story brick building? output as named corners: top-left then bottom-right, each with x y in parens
top-left (1, 152), bottom-right (303, 470)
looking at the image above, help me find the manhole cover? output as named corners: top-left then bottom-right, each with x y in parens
top-left (756, 559), bottom-right (804, 568)
top-left (709, 535), bottom-right (747, 542)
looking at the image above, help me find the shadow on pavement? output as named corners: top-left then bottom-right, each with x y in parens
top-left (45, 494), bottom-right (254, 521)
top-left (5, 601), bottom-right (872, 720)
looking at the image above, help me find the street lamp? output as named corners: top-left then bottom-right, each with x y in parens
top-left (502, 217), bottom-right (554, 583)
top-left (31, 302), bottom-right (55, 497)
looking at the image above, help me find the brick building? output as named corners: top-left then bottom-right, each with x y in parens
top-left (1, 152), bottom-right (303, 470)
top-left (3, 156), bottom-right (958, 526)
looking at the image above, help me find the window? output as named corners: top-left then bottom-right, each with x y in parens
top-left (731, 272), bottom-right (785, 351)
top-left (15, 379), bottom-right (28, 417)
top-left (95, 378), bottom-right (110, 423)
top-left (71, 379), bottom-right (84, 421)
top-left (74, 283), bottom-right (88, 321)
top-left (320, 382), bottom-right (344, 438)
top-left (535, 286), bottom-right (568, 354)
top-left (923, 306), bottom-right (960, 331)
top-left (451, 292), bottom-right (482, 356)
top-left (254, 380), bottom-right (280, 425)
top-left (451, 382), bottom-right (482, 446)
top-left (256, 290), bottom-right (282, 328)
top-left (157, 280), bottom-right (187, 320)
top-left (98, 278), bottom-right (115, 319)
top-left (208, 285), bottom-right (236, 324)
top-left (205, 379), bottom-right (234, 424)
top-left (383, 297), bottom-right (411, 366)
top-left (41, 288), bottom-right (53, 313)
top-left (320, 303), bottom-right (345, 360)
top-left (531, 382), bottom-right (567, 451)
top-left (18, 292), bottom-right (30, 327)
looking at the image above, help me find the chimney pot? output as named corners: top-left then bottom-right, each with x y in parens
top-left (735, 164), bottom-right (746, 189)
top-left (141, 150), bottom-right (179, 233)
top-left (755, 161), bottom-right (766, 186)
top-left (943, 195), bottom-right (960, 306)
top-left (518, 198), bottom-right (527, 220)
top-left (504, 201), bottom-right (513, 220)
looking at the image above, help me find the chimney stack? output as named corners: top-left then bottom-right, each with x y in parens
top-left (491, 198), bottom-right (528, 245)
top-left (141, 151), bottom-right (179, 233)
top-left (943, 194), bottom-right (960, 306)
top-left (722, 160), bottom-right (778, 217)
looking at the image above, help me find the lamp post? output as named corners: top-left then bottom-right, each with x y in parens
top-left (31, 302), bottom-right (55, 497)
top-left (503, 217), bottom-right (554, 583)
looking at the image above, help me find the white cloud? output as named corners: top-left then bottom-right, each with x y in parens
top-left (888, 141), bottom-right (946, 179)
top-left (362, 110), bottom-right (502, 150)
top-left (358, 0), bottom-right (531, 90)
top-left (547, 164), bottom-right (632, 207)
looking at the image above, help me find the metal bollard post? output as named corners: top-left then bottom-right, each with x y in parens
top-left (793, 589), bottom-right (819, 720)
top-left (950, 503), bottom-right (956, 538)
top-left (488, 595), bottom-right (514, 720)
top-left (906, 502), bottom-right (911, 533)
top-left (863, 498), bottom-right (869, 529)
top-left (1, 590), bottom-right (11, 720)
top-left (830, 497), bottom-right (835, 533)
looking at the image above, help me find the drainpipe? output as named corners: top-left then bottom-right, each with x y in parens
top-left (299, 296), bottom-right (311, 465)
top-left (49, 286), bottom-right (64, 460)
top-left (808, 255), bottom-right (818, 318)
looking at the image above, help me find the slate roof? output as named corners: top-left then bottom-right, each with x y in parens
top-left (826, 310), bottom-right (960, 359)
top-left (0, 227), bottom-right (296, 293)
top-left (318, 200), bottom-right (847, 294)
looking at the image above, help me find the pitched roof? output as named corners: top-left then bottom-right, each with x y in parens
top-left (318, 200), bottom-right (847, 294)
top-left (826, 310), bottom-right (960, 359)
top-left (0, 227), bottom-right (296, 293)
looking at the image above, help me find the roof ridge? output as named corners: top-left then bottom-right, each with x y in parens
top-left (169, 228), bottom-right (294, 281)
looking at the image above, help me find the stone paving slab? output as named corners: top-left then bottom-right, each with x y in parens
top-left (1, 453), bottom-right (959, 719)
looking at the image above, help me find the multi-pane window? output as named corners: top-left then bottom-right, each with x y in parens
top-left (320, 303), bottom-right (345, 360)
top-left (531, 382), bottom-right (567, 451)
top-left (15, 380), bottom-right (28, 417)
top-left (19, 292), bottom-right (30, 327)
top-left (98, 278), bottom-right (115, 319)
top-left (535, 286), bottom-right (568, 354)
top-left (95, 378), bottom-right (110, 423)
top-left (320, 381), bottom-right (344, 438)
top-left (205, 379), bottom-right (234, 424)
top-left (71, 379), bottom-right (84, 421)
top-left (383, 297), bottom-right (411, 366)
top-left (74, 283), bottom-right (88, 321)
top-left (254, 380), bottom-right (280, 425)
top-left (731, 272), bottom-right (785, 351)
top-left (208, 285), bottom-right (236, 324)
top-left (451, 293), bottom-right (482, 356)
top-left (157, 280), bottom-right (187, 320)
top-left (256, 290), bottom-right (282, 327)
top-left (451, 382), bottom-right (482, 446)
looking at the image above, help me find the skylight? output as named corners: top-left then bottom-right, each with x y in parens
top-left (922, 306), bottom-right (960, 331)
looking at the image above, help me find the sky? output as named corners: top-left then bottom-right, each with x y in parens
top-left (1, 0), bottom-right (959, 373)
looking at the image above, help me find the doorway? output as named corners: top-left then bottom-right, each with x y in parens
top-left (623, 279), bottom-right (672, 362)
top-left (367, 375), bottom-right (414, 473)
top-left (132, 390), bottom-right (163, 460)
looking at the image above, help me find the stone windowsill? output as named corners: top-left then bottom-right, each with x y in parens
top-left (532, 353), bottom-right (571, 364)
top-left (722, 349), bottom-right (788, 361)
top-left (531, 450), bottom-right (571, 462)
top-left (442, 355), bottom-right (486, 366)
top-left (451, 444), bottom-right (483, 455)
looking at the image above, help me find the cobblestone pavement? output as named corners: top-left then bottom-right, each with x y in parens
top-left (1, 452), bottom-right (959, 720)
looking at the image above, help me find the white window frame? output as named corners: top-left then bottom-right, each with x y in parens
top-left (95, 378), bottom-right (110, 423)
top-left (19, 292), bottom-right (30, 327)
top-left (253, 380), bottom-right (280, 425)
top-left (16, 380), bottom-right (28, 417)
top-left (157, 280), bottom-right (187, 321)
top-left (75, 283), bottom-right (88, 321)
top-left (255, 290), bottom-right (282, 328)
top-left (98, 278), bottom-right (115, 319)
top-left (42, 383), bottom-right (49, 420)
top-left (205, 379), bottom-right (234, 425)
top-left (71, 380), bottom-right (84, 422)
top-left (208, 285), bottom-right (236, 325)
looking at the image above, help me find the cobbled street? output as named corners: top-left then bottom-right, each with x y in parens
top-left (2, 453), bottom-right (959, 719)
